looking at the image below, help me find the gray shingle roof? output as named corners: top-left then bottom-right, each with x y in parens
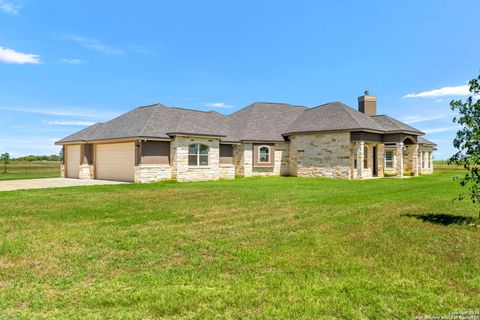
top-left (283, 102), bottom-right (385, 135)
top-left (417, 136), bottom-right (436, 145)
top-left (56, 101), bottom-right (428, 144)
top-left (229, 102), bottom-right (307, 141)
top-left (56, 104), bottom-right (231, 143)
top-left (371, 115), bottom-right (424, 135)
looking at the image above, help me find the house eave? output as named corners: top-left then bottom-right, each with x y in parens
top-left (282, 128), bottom-right (385, 137)
top-left (166, 132), bottom-right (227, 139)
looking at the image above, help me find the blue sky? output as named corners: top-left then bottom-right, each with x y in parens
top-left (0, 0), bottom-right (479, 159)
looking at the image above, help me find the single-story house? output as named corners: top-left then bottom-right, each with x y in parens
top-left (55, 93), bottom-right (436, 182)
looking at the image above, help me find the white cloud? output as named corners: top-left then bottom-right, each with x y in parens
top-left (0, 46), bottom-right (41, 64)
top-left (203, 102), bottom-right (234, 108)
top-left (0, 137), bottom-right (61, 156)
top-left (401, 114), bottom-right (446, 124)
top-left (430, 139), bottom-right (451, 143)
top-left (59, 58), bottom-right (84, 64)
top-left (46, 120), bottom-right (95, 126)
top-left (0, 0), bottom-right (19, 15)
top-left (403, 85), bottom-right (470, 99)
top-left (0, 106), bottom-right (119, 119)
top-left (67, 35), bottom-right (124, 55)
top-left (423, 126), bottom-right (461, 134)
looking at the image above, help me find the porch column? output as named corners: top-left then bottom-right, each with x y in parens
top-left (357, 141), bottom-right (364, 179)
top-left (79, 144), bottom-right (94, 180)
top-left (395, 142), bottom-right (404, 178)
top-left (429, 152), bottom-right (433, 170)
top-left (419, 150), bottom-right (423, 174)
top-left (377, 143), bottom-right (384, 177)
top-left (412, 144), bottom-right (419, 176)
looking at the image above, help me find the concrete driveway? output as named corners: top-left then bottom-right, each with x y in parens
top-left (0, 178), bottom-right (128, 192)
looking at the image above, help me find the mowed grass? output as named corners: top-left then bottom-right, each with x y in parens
top-left (0, 169), bottom-right (479, 319)
top-left (0, 161), bottom-right (60, 181)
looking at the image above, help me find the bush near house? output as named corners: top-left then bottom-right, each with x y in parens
top-left (0, 168), bottom-right (479, 319)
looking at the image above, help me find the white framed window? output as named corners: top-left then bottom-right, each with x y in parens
top-left (188, 143), bottom-right (209, 166)
top-left (258, 145), bottom-right (271, 163)
top-left (385, 150), bottom-right (394, 169)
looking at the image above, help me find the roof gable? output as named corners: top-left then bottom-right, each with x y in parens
top-left (284, 102), bottom-right (385, 135)
top-left (371, 115), bottom-right (424, 135)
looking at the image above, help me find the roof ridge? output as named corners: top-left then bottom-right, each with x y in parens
top-left (252, 101), bottom-right (306, 107)
top-left (305, 101), bottom-right (343, 111)
top-left (337, 103), bottom-right (366, 128)
top-left (139, 105), bottom-right (161, 136)
top-left (170, 106), bottom-right (223, 115)
top-left (137, 103), bottom-right (167, 109)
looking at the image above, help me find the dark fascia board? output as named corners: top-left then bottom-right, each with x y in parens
top-left (138, 137), bottom-right (172, 142)
top-left (219, 140), bottom-right (242, 145)
top-left (56, 136), bottom-right (144, 145)
top-left (385, 130), bottom-right (424, 135)
top-left (166, 132), bottom-right (227, 138)
top-left (56, 136), bottom-right (174, 145)
top-left (55, 140), bottom-right (87, 145)
top-left (282, 128), bottom-right (385, 137)
top-left (240, 139), bottom-right (286, 143)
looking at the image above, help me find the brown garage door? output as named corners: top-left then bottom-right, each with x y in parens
top-left (66, 145), bottom-right (81, 178)
top-left (95, 142), bottom-right (135, 182)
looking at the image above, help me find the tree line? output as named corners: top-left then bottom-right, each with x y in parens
top-left (11, 154), bottom-right (63, 161)
top-left (1, 152), bottom-right (63, 173)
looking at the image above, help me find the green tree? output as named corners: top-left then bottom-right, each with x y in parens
top-left (1, 152), bottom-right (10, 173)
top-left (449, 72), bottom-right (480, 217)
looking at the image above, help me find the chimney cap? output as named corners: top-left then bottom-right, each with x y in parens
top-left (364, 90), bottom-right (370, 95)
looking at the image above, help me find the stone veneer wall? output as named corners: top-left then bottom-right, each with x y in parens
top-left (350, 142), bottom-right (382, 179)
top-left (403, 144), bottom-right (417, 175)
top-left (233, 142), bottom-right (289, 177)
top-left (219, 165), bottom-right (235, 179)
top-left (134, 165), bottom-right (172, 183)
top-left (172, 136), bottom-right (233, 182)
top-left (233, 143), bottom-right (250, 177)
top-left (289, 132), bottom-right (351, 178)
top-left (79, 164), bottom-right (94, 179)
top-left (393, 143), bottom-right (404, 177)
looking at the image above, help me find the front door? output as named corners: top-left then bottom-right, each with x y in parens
top-left (373, 146), bottom-right (378, 177)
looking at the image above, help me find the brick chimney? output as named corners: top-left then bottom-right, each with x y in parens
top-left (358, 91), bottom-right (376, 116)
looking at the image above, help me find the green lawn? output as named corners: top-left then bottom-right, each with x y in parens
top-left (0, 161), bottom-right (60, 181)
top-left (0, 169), bottom-right (479, 319)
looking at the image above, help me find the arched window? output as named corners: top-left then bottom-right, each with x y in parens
top-left (258, 146), bottom-right (271, 163)
top-left (188, 143), bottom-right (209, 166)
